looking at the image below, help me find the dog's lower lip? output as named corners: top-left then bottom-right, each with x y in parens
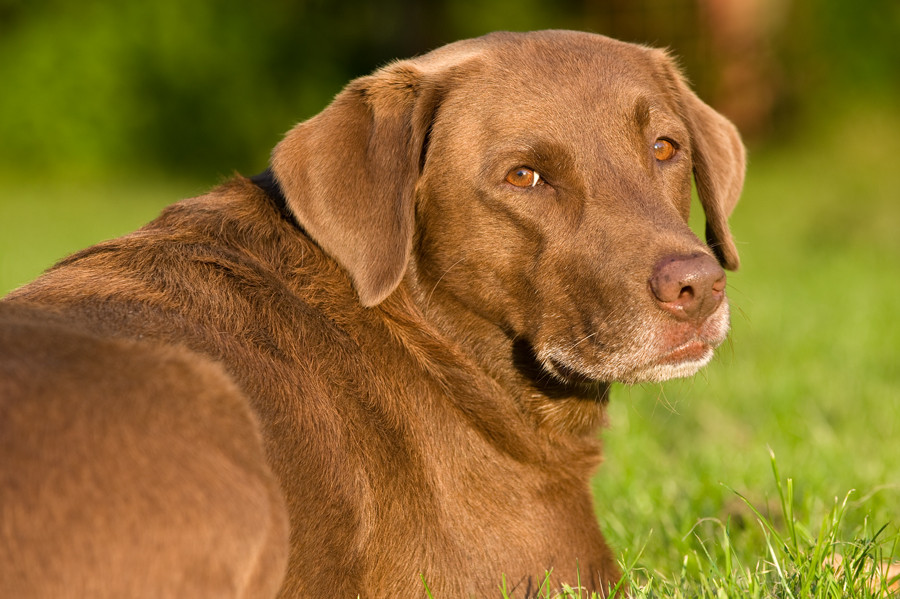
top-left (658, 340), bottom-right (711, 364)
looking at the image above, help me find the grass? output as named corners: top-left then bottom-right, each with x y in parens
top-left (2, 103), bottom-right (899, 597)
top-left (613, 453), bottom-right (900, 598)
top-left (487, 451), bottom-right (900, 597)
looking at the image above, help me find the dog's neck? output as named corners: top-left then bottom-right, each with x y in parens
top-left (397, 261), bottom-right (610, 439)
top-left (250, 168), bottom-right (302, 231)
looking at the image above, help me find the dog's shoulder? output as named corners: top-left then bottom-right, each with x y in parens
top-left (6, 178), bottom-right (351, 331)
top-left (2, 178), bottom-right (388, 403)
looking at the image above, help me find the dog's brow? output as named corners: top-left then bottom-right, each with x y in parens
top-left (632, 97), bottom-right (689, 144)
top-left (634, 97), bottom-right (652, 131)
top-left (489, 139), bottom-right (573, 168)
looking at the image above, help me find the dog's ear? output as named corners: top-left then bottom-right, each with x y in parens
top-left (655, 51), bottom-right (746, 270)
top-left (272, 49), bottom-right (478, 307)
top-left (685, 88), bottom-right (745, 271)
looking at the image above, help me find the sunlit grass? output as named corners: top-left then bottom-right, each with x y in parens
top-left (614, 453), bottom-right (899, 598)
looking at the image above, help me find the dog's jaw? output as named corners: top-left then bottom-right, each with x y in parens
top-left (536, 298), bottom-right (731, 386)
top-left (622, 299), bottom-right (731, 384)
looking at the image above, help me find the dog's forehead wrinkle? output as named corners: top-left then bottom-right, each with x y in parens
top-left (454, 81), bottom-right (669, 177)
top-left (633, 97), bottom-right (652, 131)
top-left (487, 138), bottom-right (576, 176)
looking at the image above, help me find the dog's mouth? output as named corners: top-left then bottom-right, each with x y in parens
top-left (540, 336), bottom-right (719, 386)
top-left (529, 302), bottom-right (731, 386)
top-left (631, 305), bottom-right (732, 382)
top-left (626, 337), bottom-right (719, 383)
top-left (656, 339), bottom-right (714, 366)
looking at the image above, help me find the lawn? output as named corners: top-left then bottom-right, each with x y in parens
top-left (1, 104), bottom-right (898, 597)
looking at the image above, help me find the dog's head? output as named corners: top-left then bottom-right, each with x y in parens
top-left (272, 30), bottom-right (744, 385)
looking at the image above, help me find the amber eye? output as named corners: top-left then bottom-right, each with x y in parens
top-left (653, 138), bottom-right (677, 161)
top-left (505, 167), bottom-right (541, 188)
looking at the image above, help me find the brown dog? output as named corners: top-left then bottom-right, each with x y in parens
top-left (0, 30), bottom-right (744, 597)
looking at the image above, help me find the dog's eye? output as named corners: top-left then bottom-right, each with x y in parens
top-left (653, 139), bottom-right (677, 161)
top-left (505, 167), bottom-right (542, 188)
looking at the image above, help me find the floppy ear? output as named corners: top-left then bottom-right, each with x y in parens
top-left (272, 54), bottom-right (471, 306)
top-left (685, 88), bottom-right (745, 270)
top-left (656, 52), bottom-right (746, 270)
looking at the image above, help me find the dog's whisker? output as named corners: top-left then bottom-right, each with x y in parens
top-left (564, 331), bottom-right (598, 352)
top-left (426, 257), bottom-right (466, 308)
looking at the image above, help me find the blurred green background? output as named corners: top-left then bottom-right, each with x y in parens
top-left (1, 0), bottom-right (899, 586)
top-left (1, 0), bottom-right (897, 183)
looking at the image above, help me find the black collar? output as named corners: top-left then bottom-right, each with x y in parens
top-left (250, 168), bottom-right (300, 229)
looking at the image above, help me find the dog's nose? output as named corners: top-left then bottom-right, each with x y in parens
top-left (649, 253), bottom-right (726, 322)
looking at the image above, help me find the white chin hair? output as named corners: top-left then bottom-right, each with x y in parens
top-left (623, 351), bottom-right (714, 384)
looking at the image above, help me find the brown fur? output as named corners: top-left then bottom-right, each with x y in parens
top-left (0, 31), bottom-right (744, 597)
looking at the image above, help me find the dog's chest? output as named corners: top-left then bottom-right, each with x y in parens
top-left (330, 367), bottom-right (607, 597)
